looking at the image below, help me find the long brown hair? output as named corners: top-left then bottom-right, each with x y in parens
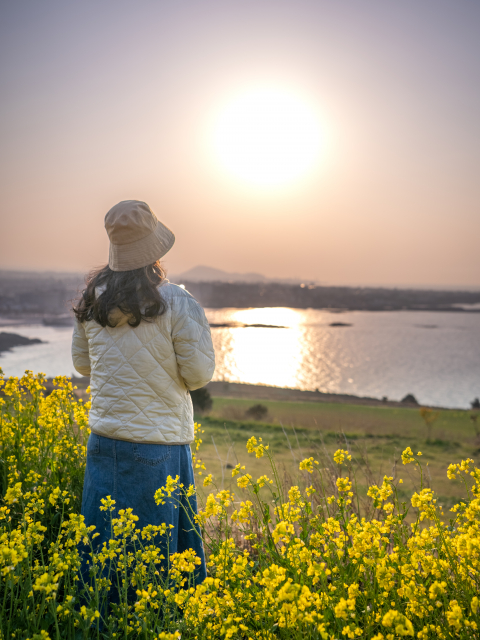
top-left (73, 261), bottom-right (167, 327)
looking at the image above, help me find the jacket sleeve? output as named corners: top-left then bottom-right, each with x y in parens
top-left (71, 320), bottom-right (91, 376)
top-left (171, 292), bottom-right (215, 390)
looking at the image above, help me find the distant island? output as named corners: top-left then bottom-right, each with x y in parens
top-left (176, 280), bottom-right (480, 312)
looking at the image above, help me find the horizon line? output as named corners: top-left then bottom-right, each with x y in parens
top-left (0, 266), bottom-right (479, 292)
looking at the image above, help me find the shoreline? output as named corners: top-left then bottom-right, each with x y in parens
top-left (1, 304), bottom-right (480, 330)
top-left (205, 380), bottom-right (440, 410)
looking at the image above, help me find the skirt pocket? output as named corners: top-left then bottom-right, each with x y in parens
top-left (87, 433), bottom-right (100, 455)
top-left (132, 443), bottom-right (171, 467)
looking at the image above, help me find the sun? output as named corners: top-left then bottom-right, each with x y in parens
top-left (212, 87), bottom-right (322, 188)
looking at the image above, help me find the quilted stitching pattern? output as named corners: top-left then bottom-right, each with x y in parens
top-left (72, 283), bottom-right (215, 444)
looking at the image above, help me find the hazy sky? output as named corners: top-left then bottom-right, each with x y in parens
top-left (1, 0), bottom-right (479, 287)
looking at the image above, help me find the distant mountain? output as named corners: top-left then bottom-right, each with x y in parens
top-left (170, 265), bottom-right (305, 285)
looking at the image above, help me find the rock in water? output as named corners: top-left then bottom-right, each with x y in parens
top-left (0, 332), bottom-right (43, 355)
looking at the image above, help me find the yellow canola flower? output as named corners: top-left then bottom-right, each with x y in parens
top-left (99, 495), bottom-right (116, 511)
top-left (288, 486), bottom-right (302, 504)
top-left (448, 458), bottom-right (475, 480)
top-left (257, 474), bottom-right (273, 487)
top-left (334, 596), bottom-right (355, 620)
top-left (154, 475), bottom-right (180, 504)
top-left (336, 477), bottom-right (352, 493)
top-left (5, 371), bottom-right (480, 639)
top-left (33, 571), bottom-right (62, 596)
top-left (367, 476), bottom-right (393, 508)
top-left (26, 632), bottom-right (51, 640)
top-left (216, 489), bottom-right (234, 507)
top-left (48, 486), bottom-right (62, 506)
top-left (256, 443), bottom-right (268, 458)
top-left (471, 596), bottom-right (479, 614)
top-left (185, 484), bottom-right (196, 497)
top-left (272, 521), bottom-right (295, 545)
top-left (231, 500), bottom-right (254, 523)
top-left (246, 435), bottom-right (269, 458)
top-left (429, 581), bottom-right (447, 599)
top-left (333, 449), bottom-right (351, 465)
top-left (382, 610), bottom-right (414, 636)
top-left (411, 488), bottom-right (436, 513)
top-left (112, 508), bottom-right (139, 537)
top-left (170, 549), bottom-right (201, 574)
top-left (196, 493), bottom-right (221, 524)
top-left (231, 463), bottom-right (245, 477)
top-left (447, 464), bottom-right (457, 480)
top-left (446, 600), bottom-right (463, 631)
top-left (4, 482), bottom-right (23, 504)
top-left (299, 457), bottom-right (316, 472)
top-left (237, 474), bottom-right (252, 489)
top-left (203, 474), bottom-right (214, 487)
top-left (401, 447), bottom-right (415, 465)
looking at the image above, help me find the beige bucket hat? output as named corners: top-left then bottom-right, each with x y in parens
top-left (105, 200), bottom-right (175, 272)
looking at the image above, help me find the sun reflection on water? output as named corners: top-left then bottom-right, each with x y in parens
top-left (206, 307), bottom-right (386, 395)
top-left (208, 307), bottom-right (305, 388)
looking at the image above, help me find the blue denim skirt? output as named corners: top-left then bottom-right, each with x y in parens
top-left (81, 433), bottom-right (206, 585)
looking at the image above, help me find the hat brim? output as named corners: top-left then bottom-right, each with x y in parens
top-left (108, 220), bottom-right (175, 272)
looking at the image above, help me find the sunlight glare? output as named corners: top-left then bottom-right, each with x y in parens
top-left (213, 87), bottom-right (322, 187)
top-left (206, 308), bottom-right (304, 388)
top-left (231, 307), bottom-right (302, 328)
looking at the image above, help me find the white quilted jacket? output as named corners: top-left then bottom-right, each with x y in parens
top-left (71, 283), bottom-right (215, 444)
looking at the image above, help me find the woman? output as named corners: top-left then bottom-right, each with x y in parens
top-left (72, 200), bottom-right (215, 590)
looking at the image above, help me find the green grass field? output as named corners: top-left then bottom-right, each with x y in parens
top-left (195, 396), bottom-right (479, 512)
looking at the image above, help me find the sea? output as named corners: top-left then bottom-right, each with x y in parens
top-left (0, 307), bottom-right (479, 409)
